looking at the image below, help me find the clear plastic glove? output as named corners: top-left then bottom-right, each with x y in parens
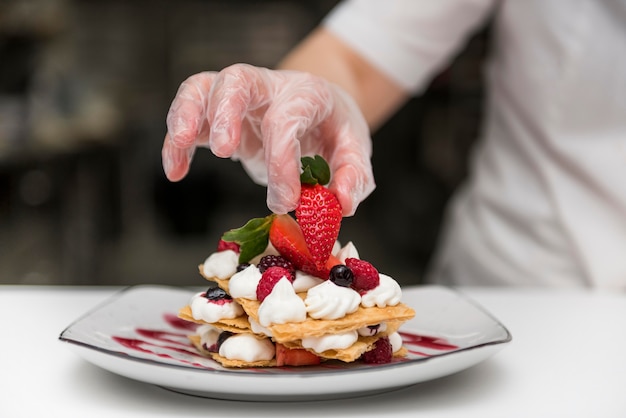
top-left (162, 63), bottom-right (375, 216)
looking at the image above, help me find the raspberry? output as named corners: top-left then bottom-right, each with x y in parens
top-left (217, 239), bottom-right (240, 253)
top-left (257, 255), bottom-right (295, 279)
top-left (256, 266), bottom-right (293, 302)
top-left (360, 336), bottom-right (392, 364)
top-left (345, 258), bottom-right (379, 292)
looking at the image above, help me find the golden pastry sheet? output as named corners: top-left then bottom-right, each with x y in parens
top-left (238, 297), bottom-right (415, 342)
top-left (178, 306), bottom-right (251, 333)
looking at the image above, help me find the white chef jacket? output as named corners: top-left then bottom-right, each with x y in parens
top-left (324, 0), bottom-right (626, 289)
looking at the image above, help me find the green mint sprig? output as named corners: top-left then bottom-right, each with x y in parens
top-left (221, 214), bottom-right (275, 263)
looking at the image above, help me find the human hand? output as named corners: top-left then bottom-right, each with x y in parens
top-left (162, 63), bottom-right (375, 216)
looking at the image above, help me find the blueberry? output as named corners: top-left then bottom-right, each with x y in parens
top-left (329, 265), bottom-right (354, 287)
top-left (236, 263), bottom-right (251, 272)
top-left (216, 331), bottom-right (234, 351)
top-left (204, 286), bottom-right (231, 301)
top-left (366, 324), bottom-right (381, 335)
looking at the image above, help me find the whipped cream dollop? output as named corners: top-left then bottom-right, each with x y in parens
top-left (292, 271), bottom-right (324, 293)
top-left (248, 317), bottom-right (273, 337)
top-left (357, 322), bottom-right (388, 337)
top-left (305, 280), bottom-right (361, 320)
top-left (388, 331), bottom-right (404, 353)
top-left (202, 250), bottom-right (239, 280)
top-left (257, 278), bottom-right (307, 327)
top-left (190, 292), bottom-right (244, 323)
top-left (302, 330), bottom-right (359, 353)
top-left (219, 333), bottom-right (275, 362)
top-left (197, 324), bottom-right (220, 350)
top-left (336, 241), bottom-right (359, 263)
top-left (360, 273), bottom-right (402, 308)
top-left (228, 264), bottom-right (262, 299)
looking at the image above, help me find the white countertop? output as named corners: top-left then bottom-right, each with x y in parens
top-left (1, 285), bottom-right (625, 417)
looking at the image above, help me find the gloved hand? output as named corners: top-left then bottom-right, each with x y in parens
top-left (162, 63), bottom-right (375, 216)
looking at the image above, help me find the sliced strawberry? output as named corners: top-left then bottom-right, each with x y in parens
top-left (275, 343), bottom-right (321, 367)
top-left (269, 214), bottom-right (342, 279)
top-left (269, 214), bottom-right (315, 272)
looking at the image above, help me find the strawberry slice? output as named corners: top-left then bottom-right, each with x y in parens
top-left (269, 214), bottom-right (313, 272)
top-left (296, 156), bottom-right (342, 272)
top-left (275, 343), bottom-right (321, 367)
top-left (269, 214), bottom-right (341, 279)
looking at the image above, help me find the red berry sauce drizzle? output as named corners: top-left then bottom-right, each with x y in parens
top-left (398, 331), bottom-right (458, 357)
top-left (111, 313), bottom-right (213, 369)
top-left (111, 313), bottom-right (459, 371)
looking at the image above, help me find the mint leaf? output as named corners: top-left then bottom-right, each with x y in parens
top-left (300, 155), bottom-right (331, 186)
top-left (221, 215), bottom-right (275, 263)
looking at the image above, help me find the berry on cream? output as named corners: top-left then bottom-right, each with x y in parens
top-left (190, 291), bottom-right (244, 323)
top-left (357, 322), bottom-right (387, 337)
top-left (197, 324), bottom-right (220, 351)
top-left (360, 273), bottom-right (402, 308)
top-left (228, 264), bottom-right (262, 299)
top-left (257, 278), bottom-right (307, 327)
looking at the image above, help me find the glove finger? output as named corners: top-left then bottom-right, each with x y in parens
top-left (263, 117), bottom-right (302, 214)
top-left (166, 72), bottom-right (216, 148)
top-left (328, 155), bottom-right (376, 216)
top-left (162, 133), bottom-right (196, 181)
top-left (207, 63), bottom-right (273, 158)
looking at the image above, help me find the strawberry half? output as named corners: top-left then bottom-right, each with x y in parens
top-left (269, 213), bottom-right (341, 279)
top-left (269, 214), bottom-right (313, 273)
top-left (295, 156), bottom-right (342, 273)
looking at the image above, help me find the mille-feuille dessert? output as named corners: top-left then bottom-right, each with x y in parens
top-left (178, 156), bottom-right (415, 367)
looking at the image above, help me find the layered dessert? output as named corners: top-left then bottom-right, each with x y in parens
top-left (178, 156), bottom-right (415, 367)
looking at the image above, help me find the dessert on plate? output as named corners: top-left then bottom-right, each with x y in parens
top-left (178, 156), bottom-right (415, 367)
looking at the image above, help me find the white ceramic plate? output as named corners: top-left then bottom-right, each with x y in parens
top-left (59, 284), bottom-right (511, 401)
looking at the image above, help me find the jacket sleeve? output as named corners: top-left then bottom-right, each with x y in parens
top-left (323, 0), bottom-right (497, 93)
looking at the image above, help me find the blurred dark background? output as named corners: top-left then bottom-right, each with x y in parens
top-left (0, 0), bottom-right (489, 287)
